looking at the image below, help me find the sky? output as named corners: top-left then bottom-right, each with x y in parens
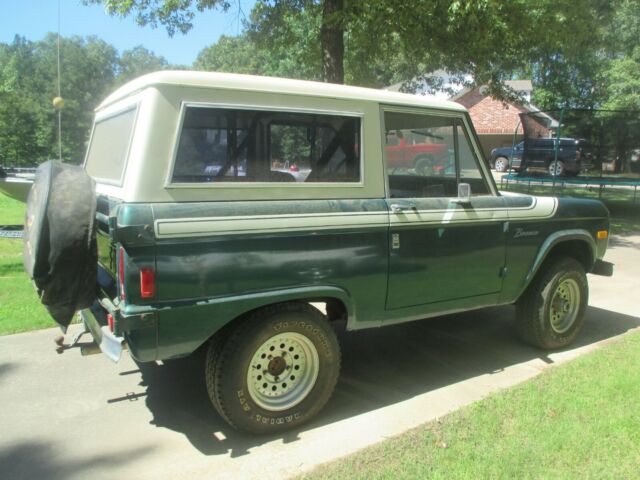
top-left (0, 0), bottom-right (257, 66)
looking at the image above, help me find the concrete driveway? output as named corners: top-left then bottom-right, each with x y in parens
top-left (1, 235), bottom-right (638, 480)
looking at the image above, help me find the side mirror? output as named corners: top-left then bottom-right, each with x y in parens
top-left (454, 183), bottom-right (471, 205)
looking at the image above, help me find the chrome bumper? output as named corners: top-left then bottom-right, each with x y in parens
top-left (79, 299), bottom-right (125, 363)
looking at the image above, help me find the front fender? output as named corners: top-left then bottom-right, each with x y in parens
top-left (516, 229), bottom-right (596, 299)
top-left (151, 285), bottom-right (355, 361)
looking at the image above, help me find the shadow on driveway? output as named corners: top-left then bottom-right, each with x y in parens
top-left (121, 305), bottom-right (639, 457)
top-left (0, 442), bottom-right (155, 480)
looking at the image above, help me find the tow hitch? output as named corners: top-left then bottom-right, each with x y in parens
top-left (53, 322), bottom-right (101, 356)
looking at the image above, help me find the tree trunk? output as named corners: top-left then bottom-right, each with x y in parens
top-left (320, 0), bottom-right (345, 84)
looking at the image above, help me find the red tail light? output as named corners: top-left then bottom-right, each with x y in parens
top-left (118, 246), bottom-right (125, 301)
top-left (107, 313), bottom-right (114, 332)
top-left (140, 268), bottom-right (156, 299)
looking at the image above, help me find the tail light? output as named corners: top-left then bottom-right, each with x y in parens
top-left (118, 246), bottom-right (126, 301)
top-left (140, 268), bottom-right (156, 299)
top-left (107, 313), bottom-right (114, 332)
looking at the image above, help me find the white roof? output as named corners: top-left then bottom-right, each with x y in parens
top-left (98, 70), bottom-right (467, 112)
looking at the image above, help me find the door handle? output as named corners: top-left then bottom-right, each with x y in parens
top-left (390, 203), bottom-right (416, 213)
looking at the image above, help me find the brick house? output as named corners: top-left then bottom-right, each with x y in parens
top-left (452, 80), bottom-right (557, 160)
top-left (386, 76), bottom-right (557, 161)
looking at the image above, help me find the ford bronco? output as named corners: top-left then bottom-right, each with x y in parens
top-left (23, 71), bottom-right (613, 434)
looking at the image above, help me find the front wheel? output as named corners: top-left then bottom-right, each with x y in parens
top-left (516, 257), bottom-right (588, 349)
top-left (206, 302), bottom-right (341, 434)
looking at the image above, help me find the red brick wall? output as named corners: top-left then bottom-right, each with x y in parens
top-left (455, 88), bottom-right (552, 159)
top-left (456, 88), bottom-right (526, 135)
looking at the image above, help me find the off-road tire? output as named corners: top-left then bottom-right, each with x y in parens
top-left (516, 257), bottom-right (588, 349)
top-left (23, 161), bottom-right (98, 331)
top-left (205, 302), bottom-right (341, 434)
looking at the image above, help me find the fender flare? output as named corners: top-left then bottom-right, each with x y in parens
top-left (517, 229), bottom-right (596, 298)
top-left (146, 285), bottom-right (356, 361)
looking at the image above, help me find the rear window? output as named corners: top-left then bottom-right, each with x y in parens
top-left (171, 106), bottom-right (361, 183)
top-left (85, 107), bottom-right (137, 185)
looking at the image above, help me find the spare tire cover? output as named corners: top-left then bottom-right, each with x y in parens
top-left (23, 161), bottom-right (98, 332)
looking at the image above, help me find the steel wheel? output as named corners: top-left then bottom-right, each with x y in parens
top-left (206, 302), bottom-right (341, 433)
top-left (549, 278), bottom-right (581, 334)
top-left (247, 332), bottom-right (320, 411)
top-left (516, 257), bottom-right (588, 350)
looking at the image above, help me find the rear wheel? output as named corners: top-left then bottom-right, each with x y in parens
top-left (516, 257), bottom-right (588, 349)
top-left (205, 302), bottom-right (341, 433)
top-left (494, 156), bottom-right (509, 173)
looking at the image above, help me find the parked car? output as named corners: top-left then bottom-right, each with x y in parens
top-left (490, 138), bottom-right (591, 176)
top-left (385, 130), bottom-right (450, 174)
top-left (23, 72), bottom-right (612, 435)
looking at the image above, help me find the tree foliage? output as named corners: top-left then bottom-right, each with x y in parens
top-left (0, 35), bottom-right (169, 166)
top-left (118, 45), bottom-right (170, 83)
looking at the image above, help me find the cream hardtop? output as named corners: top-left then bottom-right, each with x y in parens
top-left (97, 70), bottom-right (467, 113)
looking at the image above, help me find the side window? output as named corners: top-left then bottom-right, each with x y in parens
top-left (172, 107), bottom-right (361, 183)
top-left (384, 111), bottom-right (456, 198)
top-left (384, 111), bottom-right (489, 198)
top-left (457, 124), bottom-right (490, 195)
top-left (85, 107), bottom-right (137, 185)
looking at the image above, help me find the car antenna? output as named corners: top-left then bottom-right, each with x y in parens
top-left (52, 0), bottom-right (64, 162)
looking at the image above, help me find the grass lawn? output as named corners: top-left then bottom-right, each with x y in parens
top-left (0, 195), bottom-right (53, 335)
top-left (302, 331), bottom-right (640, 479)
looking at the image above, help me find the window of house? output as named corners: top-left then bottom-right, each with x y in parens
top-left (172, 106), bottom-right (361, 183)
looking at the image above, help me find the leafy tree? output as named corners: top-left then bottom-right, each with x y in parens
top-left (118, 46), bottom-right (169, 83)
top-left (0, 34), bottom-right (118, 165)
top-left (194, 35), bottom-right (267, 75)
top-left (86, 0), bottom-right (615, 95)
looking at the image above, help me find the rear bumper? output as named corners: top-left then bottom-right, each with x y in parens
top-left (80, 297), bottom-right (125, 363)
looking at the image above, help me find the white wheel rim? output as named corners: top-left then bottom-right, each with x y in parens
top-left (246, 332), bottom-right (319, 411)
top-left (549, 162), bottom-right (562, 176)
top-left (549, 278), bottom-right (581, 334)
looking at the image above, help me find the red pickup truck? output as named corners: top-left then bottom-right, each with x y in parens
top-left (385, 132), bottom-right (449, 174)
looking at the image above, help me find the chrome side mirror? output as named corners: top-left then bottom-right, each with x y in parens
top-left (455, 183), bottom-right (471, 205)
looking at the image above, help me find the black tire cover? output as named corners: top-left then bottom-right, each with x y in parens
top-left (23, 161), bottom-right (98, 332)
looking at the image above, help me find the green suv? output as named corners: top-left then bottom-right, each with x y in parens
top-left (24, 71), bottom-right (613, 434)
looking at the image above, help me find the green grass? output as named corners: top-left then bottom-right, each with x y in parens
top-left (0, 193), bottom-right (26, 225)
top-left (0, 195), bottom-right (53, 335)
top-left (302, 332), bottom-right (640, 479)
